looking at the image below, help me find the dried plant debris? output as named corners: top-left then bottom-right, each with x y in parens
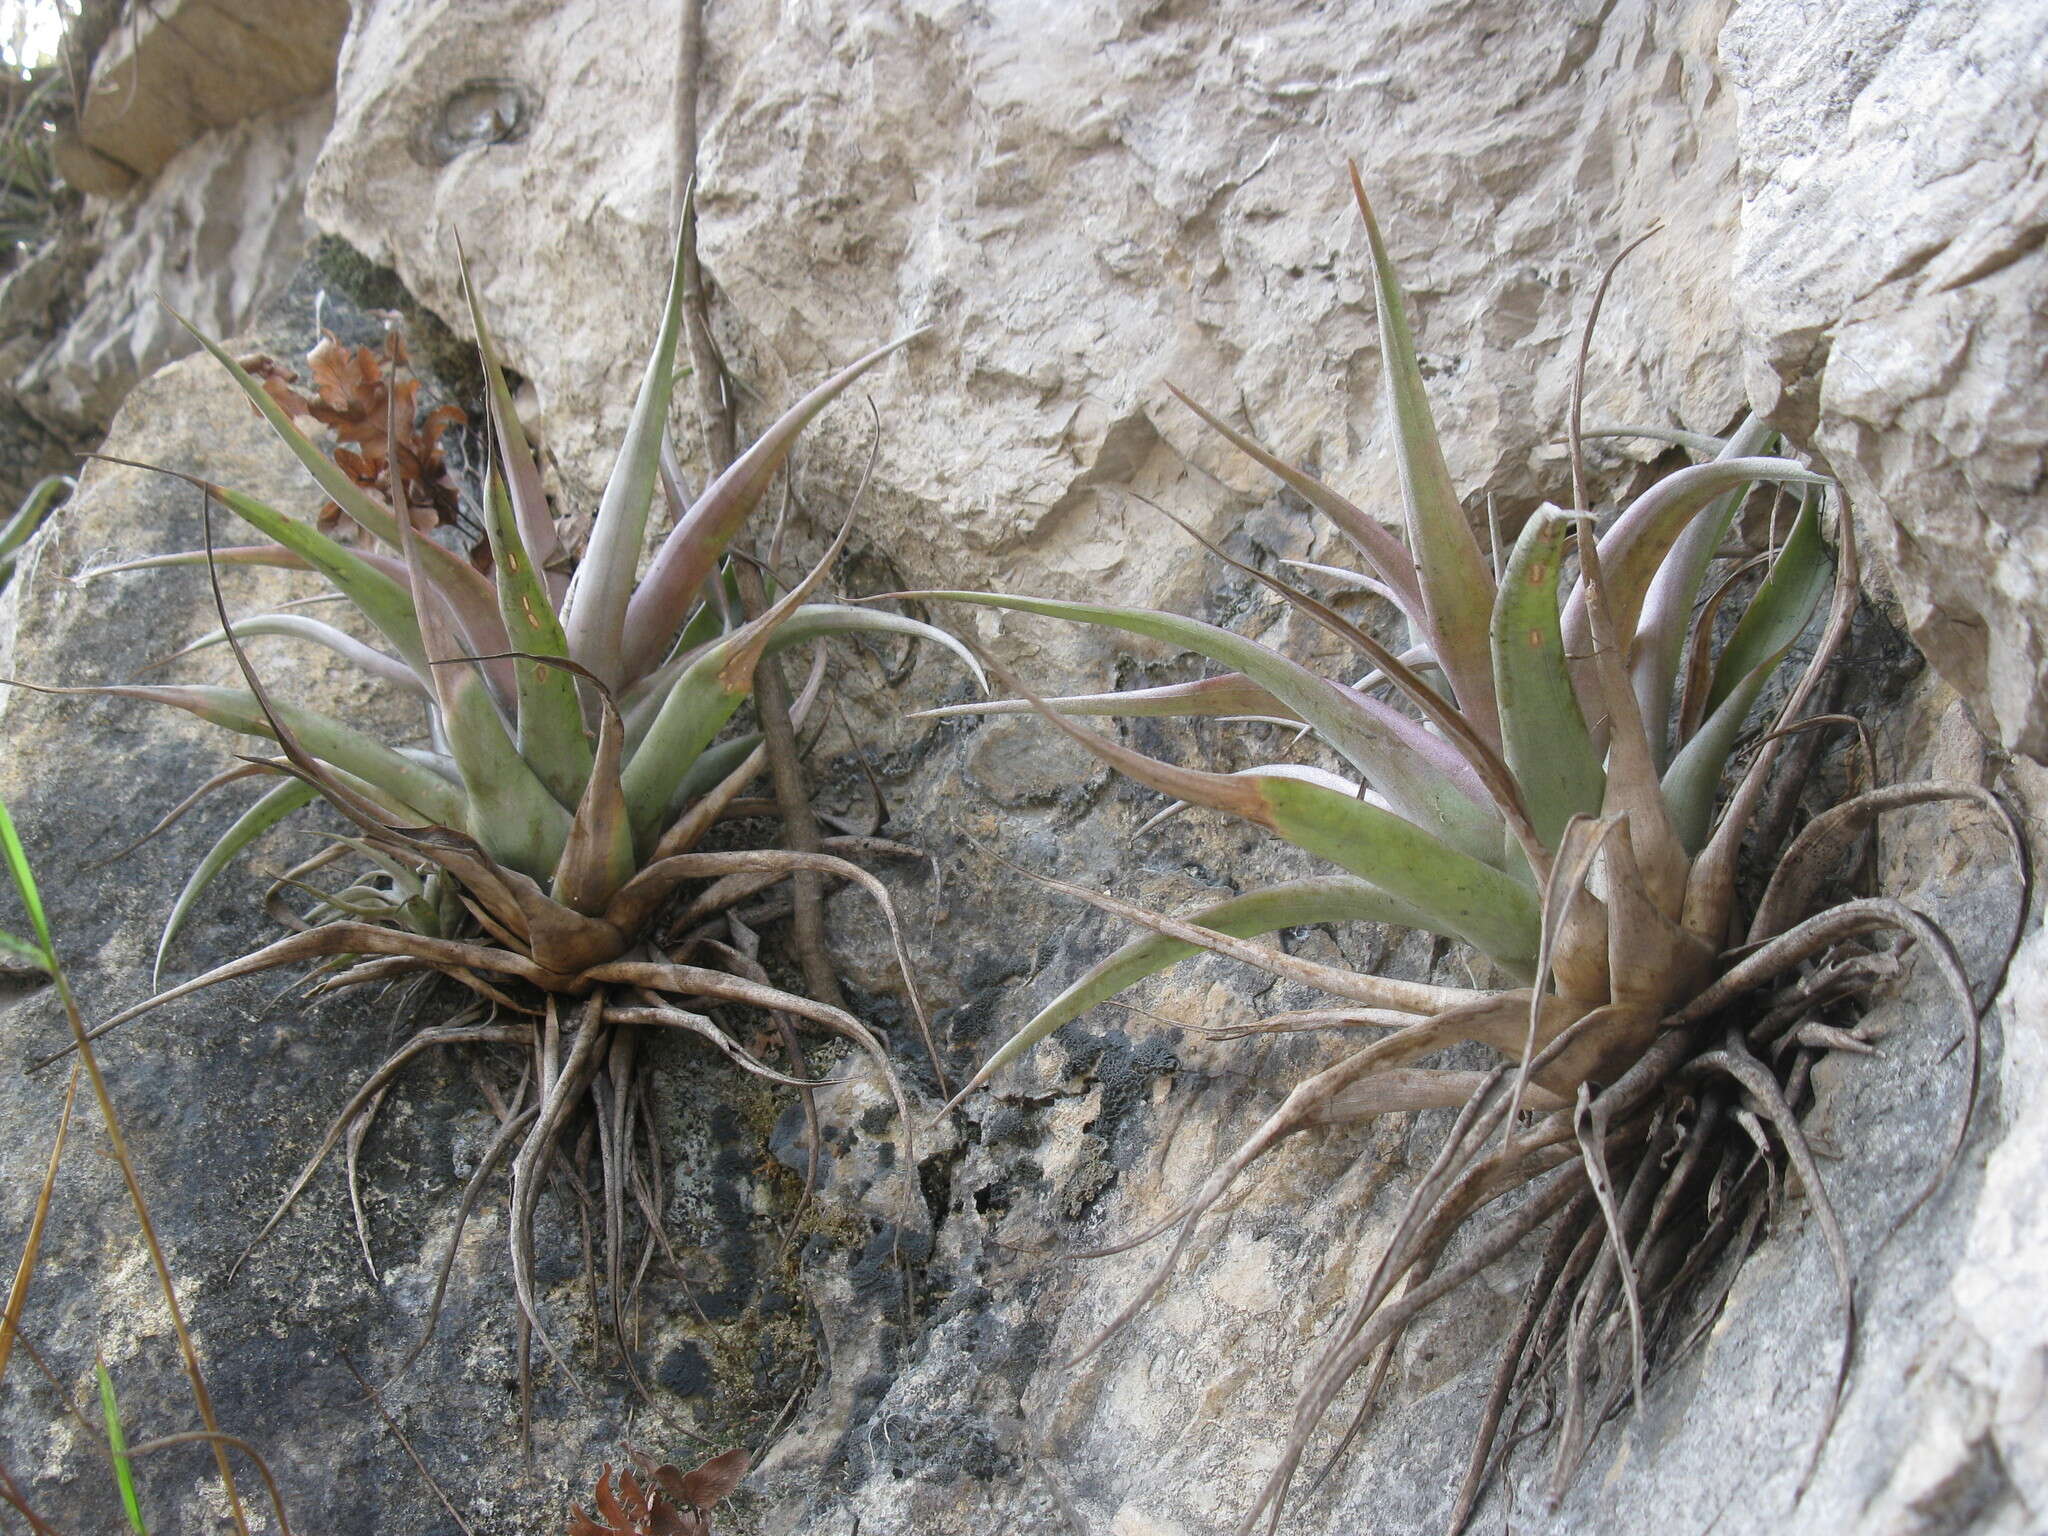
top-left (13, 217), bottom-right (974, 1436)
top-left (569, 1448), bottom-right (748, 1536)
top-left (238, 329), bottom-right (467, 548)
top-left (918, 165), bottom-right (2026, 1532)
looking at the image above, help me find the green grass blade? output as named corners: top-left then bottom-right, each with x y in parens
top-left (1349, 166), bottom-right (1500, 745)
top-left (0, 473), bottom-right (71, 570)
top-left (481, 472), bottom-right (591, 804)
top-left (95, 1359), bottom-right (148, 1536)
top-left (154, 777), bottom-right (316, 987)
top-left (0, 796), bottom-right (54, 960)
top-left (1491, 508), bottom-right (1603, 850)
top-left (951, 876), bottom-right (1434, 1100)
top-left (916, 590), bottom-right (1506, 865)
top-left (620, 332), bottom-right (924, 680)
top-left (562, 220), bottom-right (692, 687)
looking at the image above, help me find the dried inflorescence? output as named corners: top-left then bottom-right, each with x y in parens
top-left (21, 216), bottom-right (975, 1420)
top-left (919, 167), bottom-right (2023, 1531)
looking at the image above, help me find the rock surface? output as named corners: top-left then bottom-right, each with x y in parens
top-left (1725, 0), bottom-right (2048, 759)
top-left (0, 0), bottom-right (2043, 1533)
top-left (0, 0), bottom-right (344, 502)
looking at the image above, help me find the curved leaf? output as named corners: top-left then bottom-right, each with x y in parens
top-left (481, 471), bottom-right (591, 804)
top-left (620, 332), bottom-right (924, 679)
top-left (152, 612), bottom-right (427, 698)
top-left (948, 876), bottom-right (1435, 1104)
top-left (912, 671), bottom-right (1290, 724)
top-left (915, 590), bottom-right (1506, 865)
top-left (1491, 507), bottom-right (1602, 850)
top-left (155, 777), bottom-right (317, 985)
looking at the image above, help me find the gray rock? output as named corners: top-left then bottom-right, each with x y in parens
top-left (1726, 0), bottom-right (2048, 757)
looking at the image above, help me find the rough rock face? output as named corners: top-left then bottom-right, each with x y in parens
top-left (0, 0), bottom-right (343, 501)
top-left (1725, 0), bottom-right (2048, 760)
top-left (11, 97), bottom-right (334, 438)
top-left (2, 0), bottom-right (2044, 1533)
top-left (52, 0), bottom-right (349, 193)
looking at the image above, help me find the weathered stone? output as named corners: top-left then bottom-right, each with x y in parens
top-left (1725, 0), bottom-right (2048, 757)
top-left (67, 0), bottom-right (347, 186)
top-left (11, 97), bottom-right (333, 439)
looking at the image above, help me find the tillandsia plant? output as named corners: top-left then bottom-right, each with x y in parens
top-left (13, 218), bottom-right (977, 1406)
top-left (911, 167), bottom-right (2022, 1532)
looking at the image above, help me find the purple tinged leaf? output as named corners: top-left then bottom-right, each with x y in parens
top-left (455, 235), bottom-right (563, 596)
top-left (561, 221), bottom-right (694, 688)
top-left (1348, 164), bottom-right (1502, 748)
top-left (619, 331), bottom-right (924, 680)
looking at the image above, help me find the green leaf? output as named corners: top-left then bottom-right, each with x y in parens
top-left (561, 220), bottom-right (693, 687)
top-left (1349, 167), bottom-right (1501, 745)
top-left (1491, 508), bottom-right (1603, 850)
top-left (1705, 488), bottom-right (1831, 720)
top-left (78, 683), bottom-right (471, 828)
top-left (96, 1360), bottom-right (147, 1536)
top-left (154, 777), bottom-right (317, 987)
top-left (397, 498), bottom-right (571, 878)
top-left (953, 877), bottom-right (1434, 1100)
top-left (916, 590), bottom-right (1506, 865)
top-left (1662, 491), bottom-right (1831, 853)
top-left (1252, 774), bottom-right (1540, 966)
top-left (481, 471), bottom-right (591, 805)
top-left (457, 237), bottom-right (562, 584)
top-left (0, 795), bottom-right (54, 961)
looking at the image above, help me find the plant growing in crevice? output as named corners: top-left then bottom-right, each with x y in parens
top-left (13, 219), bottom-right (975, 1429)
top-left (912, 167), bottom-right (2024, 1531)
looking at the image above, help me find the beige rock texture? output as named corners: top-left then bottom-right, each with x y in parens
top-left (0, 0), bottom-right (2043, 1532)
top-left (57, 0), bottom-right (348, 190)
top-left (1725, 0), bottom-right (2048, 760)
top-left (0, 0), bottom-right (344, 489)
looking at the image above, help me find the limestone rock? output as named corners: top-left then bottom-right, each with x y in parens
top-left (63, 0), bottom-right (347, 187)
top-left (10, 97), bottom-right (334, 439)
top-left (1725, 0), bottom-right (2048, 757)
top-left (308, 0), bottom-right (1746, 677)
